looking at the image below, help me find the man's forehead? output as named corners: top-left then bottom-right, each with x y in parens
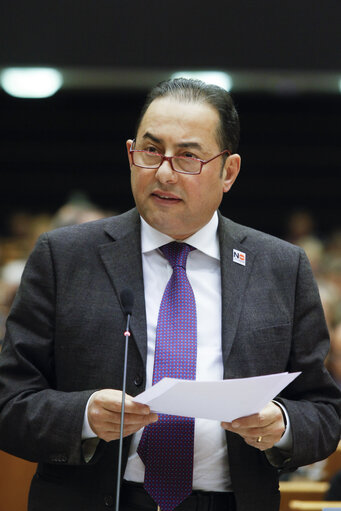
top-left (137, 97), bottom-right (220, 143)
top-left (142, 96), bottom-right (217, 117)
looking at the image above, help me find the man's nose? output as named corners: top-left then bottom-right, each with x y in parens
top-left (155, 158), bottom-right (178, 183)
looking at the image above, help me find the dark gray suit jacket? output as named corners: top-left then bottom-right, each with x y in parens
top-left (0, 208), bottom-right (340, 511)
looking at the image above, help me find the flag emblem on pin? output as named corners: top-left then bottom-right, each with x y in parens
top-left (233, 249), bottom-right (246, 266)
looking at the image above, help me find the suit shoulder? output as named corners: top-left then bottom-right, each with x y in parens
top-left (220, 216), bottom-right (303, 257)
top-left (43, 209), bottom-right (138, 249)
top-left (42, 217), bottom-right (110, 251)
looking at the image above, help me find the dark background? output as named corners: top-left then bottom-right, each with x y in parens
top-left (0, 0), bottom-right (340, 239)
top-left (1, 0), bottom-right (340, 70)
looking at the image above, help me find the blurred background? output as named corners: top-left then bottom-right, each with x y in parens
top-left (0, 1), bottom-right (341, 508)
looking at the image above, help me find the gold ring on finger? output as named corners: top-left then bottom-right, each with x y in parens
top-left (256, 436), bottom-right (262, 443)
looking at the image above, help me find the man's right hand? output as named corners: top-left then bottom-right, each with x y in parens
top-left (87, 389), bottom-right (158, 442)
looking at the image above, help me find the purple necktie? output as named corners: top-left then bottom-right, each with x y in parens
top-left (137, 242), bottom-right (197, 511)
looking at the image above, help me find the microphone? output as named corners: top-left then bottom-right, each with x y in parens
top-left (115, 288), bottom-right (134, 511)
top-left (120, 288), bottom-right (134, 316)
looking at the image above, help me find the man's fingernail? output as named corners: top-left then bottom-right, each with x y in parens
top-left (232, 421), bottom-right (240, 428)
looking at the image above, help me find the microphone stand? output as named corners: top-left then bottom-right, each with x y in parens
top-left (115, 312), bottom-right (131, 511)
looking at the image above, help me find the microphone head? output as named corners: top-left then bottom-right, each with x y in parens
top-left (120, 288), bottom-right (134, 316)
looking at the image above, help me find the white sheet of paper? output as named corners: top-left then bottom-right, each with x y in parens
top-left (133, 372), bottom-right (301, 421)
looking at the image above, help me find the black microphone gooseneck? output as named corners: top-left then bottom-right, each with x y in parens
top-left (115, 288), bottom-right (134, 511)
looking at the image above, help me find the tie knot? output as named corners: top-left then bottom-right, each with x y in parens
top-left (160, 242), bottom-right (194, 269)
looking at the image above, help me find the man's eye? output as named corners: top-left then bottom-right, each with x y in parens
top-left (145, 146), bottom-right (158, 153)
top-left (183, 152), bottom-right (196, 159)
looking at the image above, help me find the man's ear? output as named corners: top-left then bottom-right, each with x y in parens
top-left (126, 139), bottom-right (134, 167)
top-left (222, 154), bottom-right (241, 193)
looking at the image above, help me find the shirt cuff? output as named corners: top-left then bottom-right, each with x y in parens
top-left (272, 400), bottom-right (292, 451)
top-left (82, 395), bottom-right (98, 440)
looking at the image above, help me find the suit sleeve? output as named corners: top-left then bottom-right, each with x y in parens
top-left (267, 248), bottom-right (341, 469)
top-left (0, 233), bottom-right (95, 465)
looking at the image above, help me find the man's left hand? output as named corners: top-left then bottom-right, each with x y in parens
top-left (221, 402), bottom-right (285, 451)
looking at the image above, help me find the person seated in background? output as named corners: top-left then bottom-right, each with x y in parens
top-left (327, 324), bottom-right (341, 388)
top-left (325, 468), bottom-right (341, 501)
top-left (0, 193), bottom-right (115, 346)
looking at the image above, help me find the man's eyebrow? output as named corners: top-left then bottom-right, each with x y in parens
top-left (142, 132), bottom-right (161, 143)
top-left (177, 141), bottom-right (203, 150)
top-left (142, 132), bottom-right (203, 150)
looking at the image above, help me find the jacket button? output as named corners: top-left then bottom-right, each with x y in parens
top-left (134, 374), bottom-right (143, 387)
top-left (104, 495), bottom-right (114, 507)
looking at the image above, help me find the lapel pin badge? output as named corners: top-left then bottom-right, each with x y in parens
top-left (233, 249), bottom-right (246, 266)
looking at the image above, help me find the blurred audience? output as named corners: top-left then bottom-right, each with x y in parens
top-left (285, 209), bottom-right (319, 246)
top-left (50, 190), bottom-right (113, 229)
top-left (0, 191), bottom-right (118, 344)
top-left (280, 209), bottom-right (341, 485)
top-left (327, 324), bottom-right (341, 388)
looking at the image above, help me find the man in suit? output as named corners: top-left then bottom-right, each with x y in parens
top-left (0, 78), bottom-right (340, 511)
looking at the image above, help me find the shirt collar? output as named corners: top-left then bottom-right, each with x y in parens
top-left (140, 211), bottom-right (220, 261)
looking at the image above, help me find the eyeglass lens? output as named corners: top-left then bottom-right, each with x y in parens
top-left (133, 151), bottom-right (201, 173)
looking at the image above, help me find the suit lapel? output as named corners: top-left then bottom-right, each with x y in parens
top-left (98, 209), bottom-right (148, 366)
top-left (218, 214), bottom-right (255, 370)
